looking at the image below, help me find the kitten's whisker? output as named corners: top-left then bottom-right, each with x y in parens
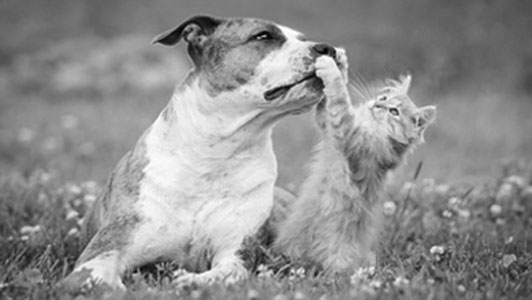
top-left (351, 72), bottom-right (372, 101)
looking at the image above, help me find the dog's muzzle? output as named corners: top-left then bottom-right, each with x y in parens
top-left (263, 43), bottom-right (337, 102)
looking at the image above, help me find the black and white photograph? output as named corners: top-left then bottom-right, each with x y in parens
top-left (1, 1), bottom-right (531, 299)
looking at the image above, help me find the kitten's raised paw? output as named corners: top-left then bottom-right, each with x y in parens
top-left (315, 56), bottom-right (343, 89)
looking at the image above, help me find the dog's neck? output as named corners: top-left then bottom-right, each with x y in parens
top-left (150, 74), bottom-right (276, 161)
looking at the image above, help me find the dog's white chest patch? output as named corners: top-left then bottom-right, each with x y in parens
top-left (129, 121), bottom-right (277, 268)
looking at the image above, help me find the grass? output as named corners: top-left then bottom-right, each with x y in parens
top-left (1, 157), bottom-right (532, 299)
top-left (1, 2), bottom-right (532, 298)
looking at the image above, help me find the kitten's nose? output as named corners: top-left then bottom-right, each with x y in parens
top-left (311, 43), bottom-right (337, 58)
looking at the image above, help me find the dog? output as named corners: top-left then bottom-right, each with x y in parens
top-left (59, 15), bottom-right (338, 291)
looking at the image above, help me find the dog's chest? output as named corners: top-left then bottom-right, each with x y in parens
top-left (137, 127), bottom-right (277, 228)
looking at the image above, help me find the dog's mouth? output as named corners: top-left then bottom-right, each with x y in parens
top-left (263, 72), bottom-right (318, 101)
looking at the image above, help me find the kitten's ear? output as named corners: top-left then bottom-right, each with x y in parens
top-left (152, 15), bottom-right (222, 46)
top-left (417, 105), bottom-right (436, 128)
top-left (398, 73), bottom-right (412, 90)
top-left (385, 73), bottom-right (412, 94)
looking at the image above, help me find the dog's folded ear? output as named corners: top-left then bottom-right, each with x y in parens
top-left (152, 15), bottom-right (222, 46)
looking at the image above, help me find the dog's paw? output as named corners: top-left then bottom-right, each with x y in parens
top-left (171, 264), bottom-right (248, 289)
top-left (57, 268), bottom-right (125, 295)
top-left (172, 271), bottom-right (218, 289)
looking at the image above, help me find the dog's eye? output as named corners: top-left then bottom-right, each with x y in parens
top-left (389, 108), bottom-right (400, 116)
top-left (378, 95), bottom-right (387, 101)
top-left (253, 31), bottom-right (274, 41)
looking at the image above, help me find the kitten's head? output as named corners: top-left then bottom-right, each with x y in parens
top-left (366, 74), bottom-right (436, 145)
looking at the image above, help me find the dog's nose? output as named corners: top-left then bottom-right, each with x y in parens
top-left (312, 43), bottom-right (336, 58)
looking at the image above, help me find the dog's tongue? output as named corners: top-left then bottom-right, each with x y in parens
top-left (264, 86), bottom-right (291, 101)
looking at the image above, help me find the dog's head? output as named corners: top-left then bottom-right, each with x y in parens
top-left (154, 15), bottom-right (338, 116)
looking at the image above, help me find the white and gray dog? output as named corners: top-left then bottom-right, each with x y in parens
top-left (60, 14), bottom-right (339, 291)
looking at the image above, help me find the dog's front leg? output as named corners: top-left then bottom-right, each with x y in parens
top-left (59, 227), bottom-right (129, 293)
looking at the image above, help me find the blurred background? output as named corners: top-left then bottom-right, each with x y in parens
top-left (0, 0), bottom-right (531, 189)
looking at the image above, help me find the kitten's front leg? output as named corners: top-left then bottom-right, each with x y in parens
top-left (315, 55), bottom-right (352, 122)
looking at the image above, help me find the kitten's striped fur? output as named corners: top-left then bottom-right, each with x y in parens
top-left (275, 53), bottom-right (436, 274)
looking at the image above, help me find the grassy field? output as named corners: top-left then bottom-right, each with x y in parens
top-left (1, 0), bottom-right (532, 299)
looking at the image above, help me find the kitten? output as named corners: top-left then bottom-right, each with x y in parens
top-left (274, 52), bottom-right (436, 274)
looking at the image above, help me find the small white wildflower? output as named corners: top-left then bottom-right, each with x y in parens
top-left (399, 181), bottom-right (415, 195)
top-left (247, 289), bottom-right (260, 300)
top-left (272, 294), bottom-right (289, 300)
top-left (66, 209), bottom-right (79, 221)
top-left (504, 175), bottom-right (526, 189)
top-left (490, 204), bottom-right (502, 216)
top-left (67, 227), bottom-right (79, 237)
top-left (505, 236), bottom-right (514, 244)
top-left (495, 218), bottom-right (506, 225)
top-left (383, 201), bottom-right (397, 216)
top-left (72, 198), bottom-right (83, 207)
top-left (67, 184), bottom-right (82, 195)
top-left (502, 254), bottom-right (517, 268)
top-left (20, 225), bottom-right (42, 235)
top-left (17, 128), bottom-right (35, 143)
top-left (39, 172), bottom-right (52, 183)
top-left (257, 264), bottom-right (273, 279)
top-left (457, 285), bottom-right (466, 293)
top-left (442, 210), bottom-right (453, 218)
top-left (430, 245), bottom-right (445, 255)
top-left (448, 197), bottom-right (461, 207)
top-left (359, 266), bottom-right (375, 277)
top-left (83, 194), bottom-right (97, 205)
top-left (435, 184), bottom-right (451, 195)
top-left (496, 183), bottom-right (514, 203)
top-left (293, 291), bottom-right (307, 300)
top-left (457, 209), bottom-right (471, 219)
top-left (393, 276), bottom-right (409, 287)
top-left (60, 114), bottom-right (80, 130)
top-left (20, 235), bottom-right (29, 241)
top-left (289, 268), bottom-right (304, 281)
top-left (369, 280), bottom-right (382, 289)
top-left (295, 267), bottom-right (306, 278)
top-left (427, 278), bottom-right (435, 285)
top-left (350, 266), bottom-right (375, 283)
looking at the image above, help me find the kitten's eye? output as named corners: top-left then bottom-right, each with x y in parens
top-left (389, 108), bottom-right (400, 116)
top-left (253, 31), bottom-right (274, 41)
top-left (378, 95), bottom-right (387, 101)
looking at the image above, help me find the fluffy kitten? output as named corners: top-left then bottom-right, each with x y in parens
top-left (274, 52), bottom-right (436, 274)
